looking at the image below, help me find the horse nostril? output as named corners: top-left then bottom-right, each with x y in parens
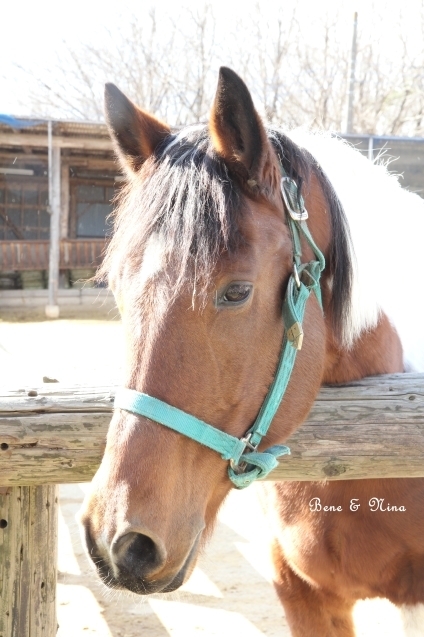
top-left (112, 532), bottom-right (163, 579)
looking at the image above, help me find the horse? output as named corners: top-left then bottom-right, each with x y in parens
top-left (80, 67), bottom-right (424, 636)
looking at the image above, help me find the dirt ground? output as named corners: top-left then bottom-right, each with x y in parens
top-left (0, 317), bottom-right (408, 636)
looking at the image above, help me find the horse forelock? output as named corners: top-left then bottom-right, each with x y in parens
top-left (99, 124), bottom-right (242, 307)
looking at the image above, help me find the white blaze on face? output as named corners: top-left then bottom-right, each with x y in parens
top-left (110, 232), bottom-right (165, 326)
top-left (400, 604), bottom-right (424, 637)
top-left (139, 232), bottom-right (165, 287)
top-left (132, 231), bottom-right (170, 342)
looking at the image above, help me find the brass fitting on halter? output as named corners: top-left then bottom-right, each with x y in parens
top-left (287, 321), bottom-right (304, 351)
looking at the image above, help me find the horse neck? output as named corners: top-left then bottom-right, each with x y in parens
top-left (322, 311), bottom-right (404, 384)
top-left (287, 129), bottom-right (424, 378)
top-left (291, 143), bottom-right (403, 384)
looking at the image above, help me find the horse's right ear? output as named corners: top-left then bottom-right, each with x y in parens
top-left (209, 67), bottom-right (269, 184)
top-left (104, 83), bottom-right (170, 176)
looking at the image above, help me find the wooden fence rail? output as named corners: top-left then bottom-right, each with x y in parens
top-left (1, 373), bottom-right (424, 485)
top-left (0, 372), bottom-right (423, 637)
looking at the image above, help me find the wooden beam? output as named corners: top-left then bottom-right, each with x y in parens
top-left (46, 126), bottom-right (61, 318)
top-left (66, 158), bottom-right (117, 171)
top-left (0, 132), bottom-right (112, 151)
top-left (60, 164), bottom-right (70, 239)
top-left (0, 155), bottom-right (117, 170)
top-left (0, 153), bottom-right (47, 165)
top-left (0, 373), bottom-right (423, 485)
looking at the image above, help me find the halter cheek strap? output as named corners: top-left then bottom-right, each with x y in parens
top-left (114, 165), bottom-right (325, 489)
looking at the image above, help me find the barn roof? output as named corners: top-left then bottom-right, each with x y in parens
top-left (0, 115), bottom-right (109, 141)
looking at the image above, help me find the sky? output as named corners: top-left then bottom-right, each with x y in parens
top-left (1, 0), bottom-right (422, 117)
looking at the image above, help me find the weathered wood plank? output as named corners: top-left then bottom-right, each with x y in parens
top-left (0, 413), bottom-right (107, 485)
top-left (0, 485), bottom-right (58, 637)
top-left (2, 373), bottom-right (422, 412)
top-left (0, 386), bottom-right (114, 413)
top-left (0, 373), bottom-right (423, 484)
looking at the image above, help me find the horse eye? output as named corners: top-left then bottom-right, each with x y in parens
top-left (222, 283), bottom-right (252, 304)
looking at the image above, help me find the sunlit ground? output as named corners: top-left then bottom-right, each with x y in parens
top-left (0, 318), bottom-right (408, 636)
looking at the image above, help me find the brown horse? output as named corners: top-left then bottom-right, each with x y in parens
top-left (80, 67), bottom-right (424, 636)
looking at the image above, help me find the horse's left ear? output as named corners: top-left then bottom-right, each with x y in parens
top-left (104, 83), bottom-right (170, 176)
top-left (209, 67), bottom-right (269, 184)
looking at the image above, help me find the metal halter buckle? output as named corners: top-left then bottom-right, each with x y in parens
top-left (280, 176), bottom-right (309, 221)
top-left (230, 433), bottom-right (258, 474)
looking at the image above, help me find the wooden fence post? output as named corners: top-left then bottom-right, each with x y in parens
top-left (0, 485), bottom-right (58, 637)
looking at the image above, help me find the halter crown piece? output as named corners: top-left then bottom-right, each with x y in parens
top-left (114, 164), bottom-right (325, 489)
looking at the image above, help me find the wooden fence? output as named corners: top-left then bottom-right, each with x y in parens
top-left (0, 373), bottom-right (423, 636)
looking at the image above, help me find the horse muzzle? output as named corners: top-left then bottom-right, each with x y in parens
top-left (82, 519), bottom-right (202, 595)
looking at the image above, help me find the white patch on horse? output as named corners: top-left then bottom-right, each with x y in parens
top-left (400, 604), bottom-right (424, 637)
top-left (287, 129), bottom-right (424, 372)
top-left (139, 232), bottom-right (165, 287)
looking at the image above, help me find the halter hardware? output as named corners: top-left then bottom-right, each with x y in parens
top-left (229, 433), bottom-right (258, 474)
top-left (281, 176), bottom-right (308, 221)
top-left (287, 321), bottom-right (304, 351)
top-left (293, 262), bottom-right (301, 289)
top-left (114, 163), bottom-right (325, 489)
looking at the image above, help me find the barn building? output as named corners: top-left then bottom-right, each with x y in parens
top-left (0, 116), bottom-right (119, 316)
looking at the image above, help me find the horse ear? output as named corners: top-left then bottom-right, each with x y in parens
top-left (209, 67), bottom-right (268, 183)
top-left (104, 83), bottom-right (170, 175)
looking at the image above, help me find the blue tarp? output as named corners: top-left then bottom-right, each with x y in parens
top-left (0, 114), bottom-right (45, 129)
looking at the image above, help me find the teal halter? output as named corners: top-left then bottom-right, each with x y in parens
top-left (114, 167), bottom-right (325, 489)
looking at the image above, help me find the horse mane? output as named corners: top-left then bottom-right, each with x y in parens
top-left (99, 124), bottom-right (352, 343)
top-left (267, 129), bottom-right (353, 344)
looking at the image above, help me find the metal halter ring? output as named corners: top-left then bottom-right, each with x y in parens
top-left (229, 433), bottom-right (258, 474)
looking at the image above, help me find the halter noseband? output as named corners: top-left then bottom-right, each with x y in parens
top-left (114, 165), bottom-right (325, 489)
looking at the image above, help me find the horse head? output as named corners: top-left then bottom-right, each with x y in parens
top-left (80, 67), bottom-right (347, 595)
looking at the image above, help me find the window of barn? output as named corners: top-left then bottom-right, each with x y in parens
top-left (0, 178), bottom-right (50, 240)
top-left (71, 179), bottom-right (115, 239)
